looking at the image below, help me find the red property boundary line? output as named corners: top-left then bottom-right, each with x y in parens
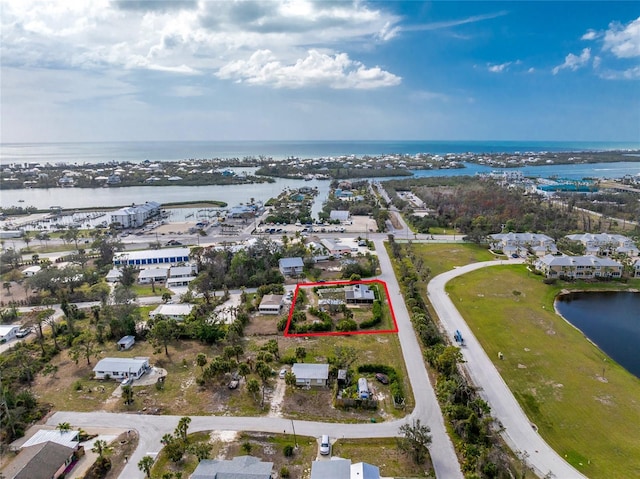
top-left (283, 279), bottom-right (398, 337)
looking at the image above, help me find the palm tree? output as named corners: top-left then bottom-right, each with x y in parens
top-left (56, 422), bottom-right (72, 433)
top-left (138, 456), bottom-right (154, 478)
top-left (92, 439), bottom-right (113, 461)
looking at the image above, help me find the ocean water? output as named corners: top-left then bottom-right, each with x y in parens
top-left (1, 140), bottom-right (639, 165)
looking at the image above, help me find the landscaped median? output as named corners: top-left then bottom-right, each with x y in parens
top-left (446, 265), bottom-right (640, 479)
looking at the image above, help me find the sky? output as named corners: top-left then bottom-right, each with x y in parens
top-left (1, 0), bottom-right (639, 143)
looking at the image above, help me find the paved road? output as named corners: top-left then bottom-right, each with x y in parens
top-left (427, 260), bottom-right (587, 479)
top-left (47, 238), bottom-right (463, 479)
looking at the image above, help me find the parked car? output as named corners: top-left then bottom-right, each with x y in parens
top-left (279, 368), bottom-right (287, 379)
top-left (319, 435), bottom-right (331, 455)
top-left (16, 328), bottom-right (31, 338)
top-left (121, 377), bottom-right (133, 387)
top-left (228, 379), bottom-right (239, 389)
top-left (375, 373), bottom-right (389, 384)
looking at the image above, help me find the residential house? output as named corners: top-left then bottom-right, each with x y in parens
top-left (0, 325), bottom-right (19, 343)
top-left (634, 259), bottom-right (640, 278)
top-left (345, 283), bottom-right (376, 304)
top-left (190, 455), bottom-right (273, 479)
top-left (310, 459), bottom-right (380, 479)
top-left (291, 363), bottom-right (329, 387)
top-left (93, 357), bottom-right (150, 380)
top-left (105, 268), bottom-right (122, 283)
top-left (321, 239), bottom-right (352, 256)
top-left (4, 442), bottom-right (76, 479)
top-left (279, 257), bottom-right (304, 276)
top-left (137, 267), bottom-right (169, 284)
top-left (21, 429), bottom-right (80, 451)
top-left (535, 254), bottom-right (623, 279)
top-left (166, 265), bottom-right (198, 287)
top-left (258, 295), bottom-right (283, 315)
top-left (565, 233), bottom-right (639, 257)
top-left (117, 335), bottom-right (136, 351)
top-left (113, 247), bottom-right (190, 267)
top-left (489, 232), bottom-right (557, 257)
top-left (149, 303), bottom-right (194, 321)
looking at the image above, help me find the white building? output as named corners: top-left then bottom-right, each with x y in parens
top-left (565, 233), bottom-right (639, 257)
top-left (117, 335), bottom-right (136, 351)
top-left (258, 295), bottom-right (283, 315)
top-left (22, 265), bottom-right (41, 277)
top-left (149, 303), bottom-right (194, 321)
top-left (113, 247), bottom-right (190, 267)
top-left (21, 429), bottom-right (80, 451)
top-left (93, 357), bottom-right (150, 380)
top-left (489, 232), bottom-right (557, 257)
top-left (108, 201), bottom-right (161, 228)
top-left (345, 283), bottom-right (376, 303)
top-left (535, 254), bottom-right (623, 279)
top-left (137, 267), bottom-right (170, 284)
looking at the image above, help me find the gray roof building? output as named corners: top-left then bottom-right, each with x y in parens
top-left (310, 459), bottom-right (351, 479)
top-left (5, 441), bottom-right (75, 479)
top-left (190, 455), bottom-right (273, 479)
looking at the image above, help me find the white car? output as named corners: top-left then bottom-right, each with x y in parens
top-left (319, 435), bottom-right (331, 455)
top-left (121, 377), bottom-right (133, 387)
top-left (279, 368), bottom-right (287, 379)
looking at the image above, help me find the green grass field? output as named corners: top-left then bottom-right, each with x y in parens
top-left (446, 266), bottom-right (640, 478)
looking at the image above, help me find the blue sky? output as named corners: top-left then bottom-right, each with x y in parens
top-left (1, 1), bottom-right (639, 143)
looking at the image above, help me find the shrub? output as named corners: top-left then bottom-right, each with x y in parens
top-left (336, 319), bottom-right (357, 332)
top-left (280, 466), bottom-right (290, 478)
top-left (73, 380), bottom-right (83, 391)
top-left (283, 444), bottom-right (294, 457)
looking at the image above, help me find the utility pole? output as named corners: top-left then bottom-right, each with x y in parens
top-left (291, 419), bottom-right (298, 448)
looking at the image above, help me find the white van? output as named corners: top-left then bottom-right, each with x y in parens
top-left (319, 435), bottom-right (330, 455)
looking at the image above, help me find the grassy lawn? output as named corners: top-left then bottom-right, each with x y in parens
top-left (130, 283), bottom-right (171, 297)
top-left (332, 437), bottom-right (432, 478)
top-left (445, 266), bottom-right (640, 479)
top-left (411, 242), bottom-right (496, 278)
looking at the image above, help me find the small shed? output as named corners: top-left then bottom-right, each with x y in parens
top-left (22, 265), bottom-right (42, 277)
top-left (117, 335), bottom-right (136, 351)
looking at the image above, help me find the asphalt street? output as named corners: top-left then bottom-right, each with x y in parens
top-left (427, 260), bottom-right (587, 479)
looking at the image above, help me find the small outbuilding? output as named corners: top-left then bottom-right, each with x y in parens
top-left (22, 265), bottom-right (42, 277)
top-left (117, 335), bottom-right (136, 351)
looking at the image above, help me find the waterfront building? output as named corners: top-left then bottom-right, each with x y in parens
top-left (535, 254), bottom-right (623, 279)
top-left (108, 201), bottom-right (161, 228)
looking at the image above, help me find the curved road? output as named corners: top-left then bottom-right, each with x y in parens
top-left (48, 238), bottom-right (463, 479)
top-left (427, 260), bottom-right (587, 479)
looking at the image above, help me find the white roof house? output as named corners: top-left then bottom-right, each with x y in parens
top-left (105, 268), bottom-right (122, 283)
top-left (108, 201), bottom-right (160, 228)
top-left (113, 247), bottom-right (190, 266)
top-left (321, 239), bottom-right (352, 256)
top-left (93, 357), bottom-right (150, 380)
top-left (137, 267), bottom-right (170, 284)
top-left (565, 233), bottom-right (639, 257)
top-left (345, 283), bottom-right (376, 303)
top-left (149, 303), bottom-right (194, 321)
top-left (169, 265), bottom-right (197, 278)
top-left (292, 363), bottom-right (329, 387)
top-left (634, 259), bottom-right (640, 278)
top-left (310, 458), bottom-right (380, 479)
top-left (21, 429), bottom-right (80, 451)
top-left (191, 456), bottom-right (273, 479)
top-left (489, 232), bottom-right (557, 256)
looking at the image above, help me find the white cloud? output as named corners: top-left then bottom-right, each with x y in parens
top-left (487, 62), bottom-right (511, 73)
top-left (603, 17), bottom-right (640, 58)
top-left (216, 49), bottom-right (400, 89)
top-left (581, 29), bottom-right (598, 41)
top-left (592, 56), bottom-right (602, 69)
top-left (599, 66), bottom-right (640, 80)
top-left (0, 0), bottom-right (400, 89)
top-left (527, 67), bottom-right (535, 74)
top-left (552, 48), bottom-right (591, 74)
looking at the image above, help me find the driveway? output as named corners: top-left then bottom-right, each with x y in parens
top-left (427, 260), bottom-right (586, 479)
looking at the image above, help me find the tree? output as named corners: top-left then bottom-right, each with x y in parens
top-left (3, 281), bottom-right (12, 296)
top-left (284, 371), bottom-right (297, 388)
top-left (263, 339), bottom-right (280, 360)
top-left (189, 441), bottom-right (212, 461)
top-left (92, 439), bottom-right (113, 461)
top-left (397, 419), bottom-right (432, 464)
top-left (138, 456), bottom-right (154, 478)
top-left (120, 264), bottom-right (138, 288)
top-left (149, 317), bottom-right (178, 356)
top-left (196, 353), bottom-right (208, 373)
top-left (175, 416), bottom-right (191, 443)
top-left (246, 378), bottom-right (260, 403)
top-left (57, 422), bottom-right (72, 432)
top-left (238, 362), bottom-right (251, 380)
top-left (122, 385), bottom-right (134, 405)
top-left (162, 292), bottom-right (172, 303)
top-left (295, 346), bottom-right (306, 363)
top-left (71, 332), bottom-right (98, 365)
